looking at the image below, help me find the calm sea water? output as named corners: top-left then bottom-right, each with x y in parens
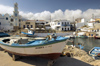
top-left (68, 38), bottom-right (100, 53)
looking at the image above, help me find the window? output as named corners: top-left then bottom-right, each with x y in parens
top-left (15, 13), bottom-right (17, 16)
top-left (46, 22), bottom-right (48, 24)
top-left (68, 28), bottom-right (69, 30)
top-left (65, 28), bottom-right (66, 31)
top-left (96, 34), bottom-right (98, 36)
top-left (15, 4), bottom-right (17, 7)
top-left (11, 19), bottom-right (13, 22)
top-left (57, 27), bottom-right (60, 30)
top-left (58, 22), bottom-right (60, 25)
top-left (62, 28), bottom-right (63, 30)
top-left (0, 22), bottom-right (1, 25)
top-left (97, 29), bottom-right (99, 32)
top-left (23, 25), bottom-right (25, 28)
top-left (6, 17), bottom-right (8, 20)
top-left (62, 22), bottom-right (63, 25)
top-left (27, 25), bottom-right (29, 28)
top-left (91, 34), bottom-right (93, 36)
top-left (19, 19), bottom-right (21, 22)
top-left (65, 22), bottom-right (66, 25)
top-left (31, 25), bottom-right (33, 28)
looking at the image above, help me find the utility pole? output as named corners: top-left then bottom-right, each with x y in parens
top-left (50, 14), bottom-right (51, 22)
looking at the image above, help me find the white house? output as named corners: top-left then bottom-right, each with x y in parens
top-left (0, 14), bottom-right (13, 30)
top-left (75, 18), bottom-right (85, 28)
top-left (87, 22), bottom-right (94, 28)
top-left (50, 20), bottom-right (71, 31)
top-left (0, 2), bottom-right (21, 31)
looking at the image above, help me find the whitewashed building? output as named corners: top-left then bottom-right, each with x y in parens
top-left (0, 3), bottom-right (21, 31)
top-left (0, 14), bottom-right (13, 30)
top-left (50, 20), bottom-right (71, 31)
top-left (75, 18), bottom-right (85, 28)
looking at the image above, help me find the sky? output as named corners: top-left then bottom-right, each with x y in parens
top-left (0, 0), bottom-right (100, 21)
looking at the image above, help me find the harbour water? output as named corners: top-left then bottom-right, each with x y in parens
top-left (68, 38), bottom-right (100, 53)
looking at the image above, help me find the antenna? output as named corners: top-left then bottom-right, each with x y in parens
top-left (50, 14), bottom-right (51, 22)
top-left (92, 14), bottom-right (94, 19)
top-left (73, 16), bottom-right (74, 22)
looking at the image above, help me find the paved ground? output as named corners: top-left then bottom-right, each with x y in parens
top-left (0, 48), bottom-right (92, 66)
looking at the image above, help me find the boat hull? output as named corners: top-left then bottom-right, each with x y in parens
top-left (94, 36), bottom-right (100, 39)
top-left (0, 40), bottom-right (67, 60)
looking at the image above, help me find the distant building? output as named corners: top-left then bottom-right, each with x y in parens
top-left (95, 18), bottom-right (100, 23)
top-left (35, 20), bottom-right (46, 30)
top-left (21, 20), bottom-right (50, 30)
top-left (87, 22), bottom-right (94, 28)
top-left (75, 18), bottom-right (82, 23)
top-left (50, 20), bottom-right (71, 31)
top-left (0, 14), bottom-right (13, 31)
top-left (75, 18), bottom-right (85, 28)
top-left (13, 3), bottom-right (21, 30)
top-left (70, 22), bottom-right (76, 31)
top-left (21, 20), bottom-right (35, 30)
top-left (0, 2), bottom-right (21, 31)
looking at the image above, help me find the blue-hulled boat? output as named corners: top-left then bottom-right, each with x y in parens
top-left (0, 35), bottom-right (69, 60)
top-left (21, 29), bottom-right (35, 36)
top-left (0, 32), bottom-right (10, 37)
top-left (89, 47), bottom-right (100, 59)
top-left (75, 44), bottom-right (84, 49)
top-left (71, 43), bottom-right (84, 49)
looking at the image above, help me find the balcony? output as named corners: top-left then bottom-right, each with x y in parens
top-left (62, 24), bottom-right (70, 26)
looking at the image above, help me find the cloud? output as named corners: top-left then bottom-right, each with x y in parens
top-left (64, 9), bottom-right (82, 21)
top-left (0, 4), bottom-right (100, 22)
top-left (0, 4), bottom-right (13, 15)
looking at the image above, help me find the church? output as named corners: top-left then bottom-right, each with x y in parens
top-left (0, 3), bottom-right (21, 31)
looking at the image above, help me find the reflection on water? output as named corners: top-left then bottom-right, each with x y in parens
top-left (67, 38), bottom-right (100, 53)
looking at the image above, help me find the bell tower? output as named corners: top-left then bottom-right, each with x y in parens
top-left (14, 3), bottom-right (19, 16)
top-left (13, 2), bottom-right (19, 30)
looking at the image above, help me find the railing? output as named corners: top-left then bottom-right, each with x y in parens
top-left (62, 24), bottom-right (70, 26)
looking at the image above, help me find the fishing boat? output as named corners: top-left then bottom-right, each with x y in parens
top-left (0, 35), bottom-right (69, 60)
top-left (77, 32), bottom-right (87, 38)
top-left (75, 43), bottom-right (84, 49)
top-left (94, 32), bottom-right (100, 39)
top-left (89, 47), bottom-right (100, 59)
top-left (94, 36), bottom-right (100, 39)
top-left (80, 35), bottom-right (88, 38)
top-left (0, 32), bottom-right (10, 37)
top-left (71, 43), bottom-right (84, 49)
top-left (21, 29), bottom-right (35, 36)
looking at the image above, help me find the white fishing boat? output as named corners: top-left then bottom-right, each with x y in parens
top-left (0, 35), bottom-right (69, 60)
top-left (89, 47), bottom-right (100, 59)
